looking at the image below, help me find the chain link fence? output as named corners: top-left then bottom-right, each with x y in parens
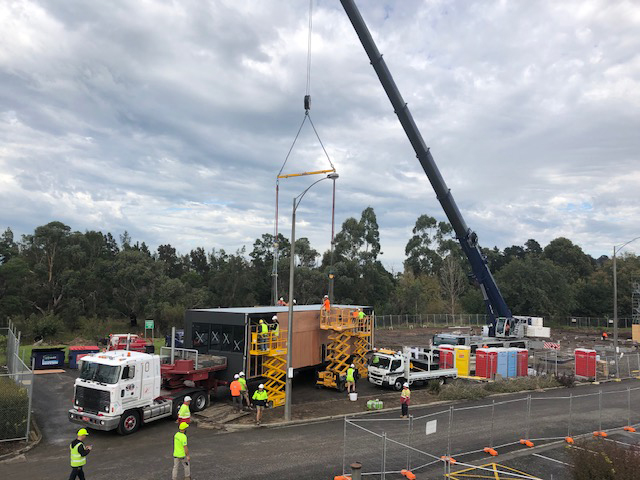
top-left (0, 320), bottom-right (34, 443)
top-left (343, 385), bottom-right (640, 478)
top-left (375, 314), bottom-right (634, 330)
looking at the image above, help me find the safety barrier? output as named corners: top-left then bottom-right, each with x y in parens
top-left (0, 320), bottom-right (34, 443)
top-left (159, 346), bottom-right (199, 369)
top-left (342, 385), bottom-right (640, 478)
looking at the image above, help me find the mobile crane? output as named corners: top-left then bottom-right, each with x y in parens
top-left (340, 0), bottom-right (518, 337)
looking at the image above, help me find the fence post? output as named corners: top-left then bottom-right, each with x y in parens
top-left (555, 351), bottom-right (558, 377)
top-left (627, 387), bottom-right (632, 428)
top-left (25, 357), bottom-right (34, 442)
top-left (526, 395), bottom-right (531, 440)
top-left (447, 406), bottom-right (453, 459)
top-left (490, 400), bottom-right (495, 448)
top-left (568, 393), bottom-right (573, 438)
top-left (381, 432), bottom-right (387, 480)
top-left (599, 390), bottom-right (603, 432)
top-left (407, 415), bottom-right (413, 469)
top-left (342, 418), bottom-right (347, 475)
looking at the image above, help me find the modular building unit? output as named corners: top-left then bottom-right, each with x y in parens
top-left (184, 304), bottom-right (372, 384)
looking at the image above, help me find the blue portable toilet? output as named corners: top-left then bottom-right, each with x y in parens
top-left (496, 348), bottom-right (508, 378)
top-left (507, 348), bottom-right (518, 378)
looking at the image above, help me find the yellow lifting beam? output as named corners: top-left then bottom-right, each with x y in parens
top-left (277, 168), bottom-right (335, 179)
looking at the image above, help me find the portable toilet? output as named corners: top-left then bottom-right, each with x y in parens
top-left (439, 345), bottom-right (455, 370)
top-left (475, 348), bottom-right (490, 378)
top-left (496, 348), bottom-right (509, 378)
top-left (454, 346), bottom-right (471, 376)
top-left (575, 348), bottom-right (596, 378)
top-left (515, 348), bottom-right (529, 376)
top-left (506, 348), bottom-right (518, 378)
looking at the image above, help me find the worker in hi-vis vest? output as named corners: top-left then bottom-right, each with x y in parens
top-left (173, 422), bottom-right (191, 480)
top-left (346, 363), bottom-right (356, 394)
top-left (69, 428), bottom-right (92, 480)
top-left (252, 383), bottom-right (269, 425)
top-left (400, 382), bottom-right (411, 418)
top-left (259, 319), bottom-right (269, 350)
top-left (177, 396), bottom-right (191, 424)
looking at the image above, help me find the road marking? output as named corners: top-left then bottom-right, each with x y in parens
top-left (532, 453), bottom-right (572, 467)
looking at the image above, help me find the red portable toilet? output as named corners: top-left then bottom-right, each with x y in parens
top-left (575, 348), bottom-right (596, 378)
top-left (439, 345), bottom-right (455, 369)
top-left (476, 348), bottom-right (489, 378)
top-left (487, 348), bottom-right (498, 379)
top-left (515, 348), bottom-right (529, 376)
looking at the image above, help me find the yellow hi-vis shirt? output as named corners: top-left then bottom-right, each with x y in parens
top-left (239, 377), bottom-right (247, 391)
top-left (173, 432), bottom-right (188, 458)
top-left (178, 403), bottom-right (190, 419)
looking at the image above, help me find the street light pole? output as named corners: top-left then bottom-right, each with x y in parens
top-left (284, 173), bottom-right (339, 421)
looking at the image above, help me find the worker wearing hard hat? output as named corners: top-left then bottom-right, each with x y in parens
top-left (252, 384), bottom-right (269, 425)
top-left (271, 315), bottom-right (280, 340)
top-left (258, 319), bottom-right (269, 351)
top-left (346, 363), bottom-right (356, 394)
top-left (322, 294), bottom-right (330, 311)
top-left (177, 396), bottom-right (191, 424)
top-left (238, 371), bottom-right (251, 410)
top-left (230, 374), bottom-right (242, 413)
top-left (173, 422), bottom-right (191, 480)
top-left (69, 428), bottom-right (92, 480)
top-left (400, 382), bottom-right (411, 418)
top-left (277, 297), bottom-right (288, 306)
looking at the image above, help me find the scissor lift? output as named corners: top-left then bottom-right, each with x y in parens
top-left (316, 308), bottom-right (372, 391)
top-left (249, 327), bottom-right (287, 407)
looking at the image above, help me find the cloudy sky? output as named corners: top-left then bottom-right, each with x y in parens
top-left (1, 0), bottom-right (639, 271)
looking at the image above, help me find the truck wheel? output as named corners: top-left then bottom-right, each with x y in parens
top-left (337, 378), bottom-right (346, 392)
top-left (192, 392), bottom-right (208, 412)
top-left (171, 398), bottom-right (183, 420)
top-left (394, 379), bottom-right (406, 391)
top-left (117, 410), bottom-right (140, 435)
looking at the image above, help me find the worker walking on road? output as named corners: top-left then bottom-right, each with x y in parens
top-left (173, 422), bottom-right (191, 480)
top-left (346, 363), bottom-right (356, 394)
top-left (69, 428), bottom-right (92, 480)
top-left (230, 374), bottom-right (242, 412)
top-left (400, 382), bottom-right (411, 418)
top-left (177, 396), bottom-right (191, 424)
top-left (252, 383), bottom-right (269, 425)
top-left (238, 371), bottom-right (251, 410)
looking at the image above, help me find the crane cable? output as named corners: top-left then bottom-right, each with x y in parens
top-left (273, 0), bottom-right (337, 304)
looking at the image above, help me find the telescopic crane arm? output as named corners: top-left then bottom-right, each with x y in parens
top-left (340, 0), bottom-right (512, 333)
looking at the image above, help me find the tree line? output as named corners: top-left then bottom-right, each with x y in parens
top-left (0, 209), bottom-right (638, 337)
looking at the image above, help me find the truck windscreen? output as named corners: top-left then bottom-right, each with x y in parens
top-left (80, 362), bottom-right (120, 384)
top-left (373, 356), bottom-right (392, 369)
top-left (432, 336), bottom-right (458, 346)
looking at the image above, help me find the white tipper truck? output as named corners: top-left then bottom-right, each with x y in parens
top-left (368, 347), bottom-right (458, 390)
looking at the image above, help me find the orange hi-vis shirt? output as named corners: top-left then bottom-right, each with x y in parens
top-left (323, 298), bottom-right (330, 311)
top-left (230, 380), bottom-right (242, 397)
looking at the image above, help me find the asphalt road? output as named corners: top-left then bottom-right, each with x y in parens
top-left (1, 373), bottom-right (638, 479)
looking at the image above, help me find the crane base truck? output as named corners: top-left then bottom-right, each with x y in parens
top-left (68, 349), bottom-right (226, 435)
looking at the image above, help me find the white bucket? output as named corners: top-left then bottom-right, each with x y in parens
top-left (349, 392), bottom-right (358, 402)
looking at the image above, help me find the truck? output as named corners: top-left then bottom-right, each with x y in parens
top-left (68, 348), bottom-right (226, 435)
top-left (368, 347), bottom-right (458, 390)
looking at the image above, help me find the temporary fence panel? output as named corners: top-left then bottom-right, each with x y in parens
top-left (601, 388), bottom-right (632, 431)
top-left (409, 409), bottom-right (451, 464)
top-left (527, 396), bottom-right (571, 442)
top-left (629, 387), bottom-right (640, 427)
top-left (569, 392), bottom-right (602, 437)
top-left (448, 403), bottom-right (494, 457)
top-left (343, 418), bottom-right (385, 477)
top-left (491, 397), bottom-right (528, 448)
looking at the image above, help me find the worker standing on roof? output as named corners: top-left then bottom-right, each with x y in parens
top-left (400, 382), bottom-right (411, 418)
top-left (252, 384), bottom-right (269, 425)
top-left (69, 428), bottom-right (92, 480)
top-left (346, 363), bottom-right (356, 394)
top-left (277, 297), bottom-right (288, 306)
top-left (259, 319), bottom-right (268, 351)
top-left (238, 371), bottom-right (251, 410)
top-left (322, 294), bottom-right (330, 311)
top-left (172, 422), bottom-right (191, 480)
top-left (230, 374), bottom-right (242, 413)
top-left (176, 396), bottom-right (191, 424)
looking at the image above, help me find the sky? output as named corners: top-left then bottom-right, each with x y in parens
top-left (1, 0), bottom-right (639, 272)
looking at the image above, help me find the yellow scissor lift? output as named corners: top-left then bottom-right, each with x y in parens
top-left (316, 308), bottom-right (372, 391)
top-left (249, 327), bottom-right (287, 407)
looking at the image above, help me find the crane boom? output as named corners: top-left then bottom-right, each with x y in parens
top-left (340, 0), bottom-right (512, 332)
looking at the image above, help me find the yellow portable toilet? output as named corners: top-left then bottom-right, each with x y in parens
top-left (454, 346), bottom-right (471, 376)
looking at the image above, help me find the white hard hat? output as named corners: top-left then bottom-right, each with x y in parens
top-left (234, 374), bottom-right (239, 379)
top-left (280, 297), bottom-right (284, 301)
top-left (373, 348), bottom-right (378, 351)
top-left (350, 364), bottom-right (355, 368)
top-left (403, 382), bottom-right (409, 388)
top-left (239, 371), bottom-right (245, 376)
top-left (258, 383), bottom-right (264, 389)
top-left (184, 396), bottom-right (192, 402)
top-left (272, 315), bottom-right (277, 320)
top-left (324, 295), bottom-right (329, 298)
